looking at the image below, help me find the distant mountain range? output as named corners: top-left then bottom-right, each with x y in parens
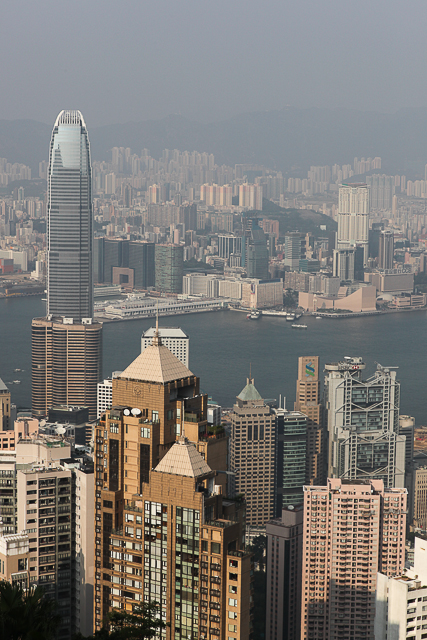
top-left (2, 106), bottom-right (427, 175)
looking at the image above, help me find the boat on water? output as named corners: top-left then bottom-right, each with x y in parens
top-left (285, 313), bottom-right (295, 322)
top-left (291, 324), bottom-right (307, 329)
top-left (315, 316), bottom-right (322, 320)
top-left (14, 368), bottom-right (21, 372)
top-left (247, 311), bottom-right (261, 320)
top-left (13, 380), bottom-right (21, 384)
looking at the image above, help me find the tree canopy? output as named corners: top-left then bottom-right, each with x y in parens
top-left (0, 580), bottom-right (61, 640)
top-left (74, 602), bottom-right (166, 640)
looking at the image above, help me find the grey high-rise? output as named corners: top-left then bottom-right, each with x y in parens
top-left (47, 110), bottom-right (93, 321)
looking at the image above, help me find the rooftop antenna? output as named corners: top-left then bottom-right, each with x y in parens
top-left (152, 301), bottom-right (161, 346)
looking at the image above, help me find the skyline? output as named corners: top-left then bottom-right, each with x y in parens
top-left (1, 0), bottom-right (427, 126)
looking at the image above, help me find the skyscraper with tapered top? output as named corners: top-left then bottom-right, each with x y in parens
top-left (32, 110), bottom-right (102, 419)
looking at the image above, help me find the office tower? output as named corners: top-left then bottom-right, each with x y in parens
top-left (0, 435), bottom-right (95, 639)
top-left (376, 538), bottom-right (427, 640)
top-left (32, 110), bottom-right (102, 420)
top-left (180, 203), bottom-right (197, 232)
top-left (333, 247), bottom-right (355, 281)
top-left (294, 356), bottom-right (325, 485)
top-left (141, 327), bottom-right (189, 367)
top-left (284, 232), bottom-right (303, 270)
top-left (0, 379), bottom-right (11, 430)
top-left (93, 332), bottom-right (252, 638)
top-left (155, 244), bottom-right (184, 293)
top-left (399, 414), bottom-right (415, 468)
top-left (32, 316), bottom-right (102, 420)
top-left (47, 110), bottom-right (93, 321)
top-left (324, 357), bottom-right (405, 488)
top-left (336, 183), bottom-right (370, 265)
top-left (242, 219), bottom-right (269, 279)
top-left (94, 238), bottom-right (155, 289)
top-left (410, 466), bottom-right (427, 531)
top-left (379, 230), bottom-right (394, 269)
top-left (218, 235), bottom-right (243, 260)
top-left (273, 406), bottom-right (307, 510)
top-left (230, 377), bottom-right (275, 526)
top-left (265, 505), bottom-right (303, 640)
top-left (301, 478), bottom-right (407, 640)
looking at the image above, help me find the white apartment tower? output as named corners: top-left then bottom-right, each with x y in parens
top-left (337, 183), bottom-right (370, 265)
top-left (141, 326), bottom-right (189, 368)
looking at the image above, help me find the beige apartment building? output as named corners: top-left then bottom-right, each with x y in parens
top-left (301, 478), bottom-right (407, 640)
top-left (94, 329), bottom-right (252, 640)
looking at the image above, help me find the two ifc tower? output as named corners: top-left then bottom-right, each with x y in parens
top-left (32, 110), bottom-right (102, 420)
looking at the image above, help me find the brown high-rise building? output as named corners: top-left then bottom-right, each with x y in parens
top-left (0, 378), bottom-right (11, 430)
top-left (94, 331), bottom-right (252, 639)
top-left (32, 316), bottom-right (102, 420)
top-left (294, 356), bottom-right (325, 485)
top-left (301, 478), bottom-right (407, 640)
top-left (230, 377), bottom-right (275, 526)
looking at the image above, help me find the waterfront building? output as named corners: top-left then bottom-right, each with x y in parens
top-left (273, 407), bottom-right (307, 510)
top-left (32, 316), bottom-right (102, 420)
top-left (230, 377), bottom-right (275, 526)
top-left (333, 247), bottom-right (355, 281)
top-left (323, 357), bottom-right (405, 487)
top-left (375, 537), bottom-right (427, 640)
top-left (301, 478), bottom-right (407, 640)
top-left (243, 220), bottom-right (269, 279)
top-left (155, 244), bottom-right (184, 294)
top-left (0, 378), bottom-right (11, 430)
top-left (93, 329), bottom-right (252, 639)
top-left (336, 183), bottom-right (370, 265)
top-left (284, 232), bottom-right (303, 271)
top-left (46, 110), bottom-right (93, 321)
top-left (93, 238), bottom-right (155, 289)
top-left (265, 505), bottom-right (303, 640)
top-left (142, 326), bottom-right (189, 368)
top-left (294, 356), bottom-right (325, 485)
top-left (378, 230), bottom-right (394, 270)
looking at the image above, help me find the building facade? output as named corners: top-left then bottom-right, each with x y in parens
top-left (47, 110), bottom-right (93, 321)
top-left (32, 316), bottom-right (102, 420)
top-left (301, 478), bottom-right (407, 640)
top-left (229, 377), bottom-right (275, 526)
top-left (324, 357), bottom-right (405, 488)
top-left (336, 183), bottom-right (370, 265)
top-left (155, 244), bottom-right (184, 294)
top-left (265, 506), bottom-right (303, 640)
top-left (273, 407), bottom-right (307, 511)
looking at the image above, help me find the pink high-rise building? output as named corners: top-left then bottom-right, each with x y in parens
top-left (301, 478), bottom-right (406, 640)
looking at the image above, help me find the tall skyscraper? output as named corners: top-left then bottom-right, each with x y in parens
top-left (155, 244), bottom-right (184, 293)
top-left (301, 478), bottom-right (407, 640)
top-left (47, 110), bottom-right (93, 321)
top-left (294, 356), bottom-right (325, 485)
top-left (31, 110), bottom-right (102, 420)
top-left (324, 357), bottom-right (405, 488)
top-left (230, 377), bottom-right (275, 526)
top-left (94, 330), bottom-right (252, 638)
top-left (0, 379), bottom-right (11, 430)
top-left (378, 230), bottom-right (394, 270)
top-left (273, 406), bottom-right (307, 510)
top-left (336, 183), bottom-right (370, 265)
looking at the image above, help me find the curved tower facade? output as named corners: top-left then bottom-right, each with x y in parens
top-left (47, 110), bottom-right (93, 321)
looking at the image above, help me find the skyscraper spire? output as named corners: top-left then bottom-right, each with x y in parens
top-left (152, 301), bottom-right (161, 346)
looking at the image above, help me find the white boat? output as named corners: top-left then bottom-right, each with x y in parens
top-left (285, 313), bottom-right (295, 322)
top-left (14, 368), bottom-right (21, 372)
top-left (247, 310), bottom-right (261, 320)
top-left (315, 316), bottom-right (322, 320)
top-left (291, 324), bottom-right (307, 329)
top-left (13, 380), bottom-right (21, 384)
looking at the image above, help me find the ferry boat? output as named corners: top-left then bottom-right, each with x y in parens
top-left (315, 316), bottom-right (322, 320)
top-left (291, 324), bottom-right (307, 329)
top-left (247, 310), bottom-right (261, 320)
top-left (285, 313), bottom-right (295, 322)
top-left (13, 380), bottom-right (21, 384)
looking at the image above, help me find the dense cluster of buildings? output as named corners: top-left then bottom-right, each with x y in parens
top-left (3, 109), bottom-right (427, 640)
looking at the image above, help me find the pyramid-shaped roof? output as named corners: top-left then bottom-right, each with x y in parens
top-left (237, 378), bottom-right (263, 402)
top-left (119, 342), bottom-right (193, 384)
top-left (154, 437), bottom-right (212, 478)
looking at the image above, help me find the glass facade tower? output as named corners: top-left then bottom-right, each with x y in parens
top-left (47, 110), bottom-right (93, 321)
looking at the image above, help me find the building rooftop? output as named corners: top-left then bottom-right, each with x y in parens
top-left (154, 436), bottom-right (212, 478)
top-left (120, 341), bottom-right (193, 384)
top-left (0, 378), bottom-right (9, 393)
top-left (143, 327), bottom-right (188, 339)
top-left (237, 377), bottom-right (262, 402)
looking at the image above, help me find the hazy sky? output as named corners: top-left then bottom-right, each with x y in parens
top-left (2, 0), bottom-right (427, 127)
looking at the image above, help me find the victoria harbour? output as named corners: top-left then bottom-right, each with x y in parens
top-left (1, 294), bottom-right (425, 424)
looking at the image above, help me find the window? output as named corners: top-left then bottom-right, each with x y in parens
top-left (228, 625), bottom-right (237, 632)
top-left (228, 612), bottom-right (237, 619)
top-left (152, 411), bottom-right (159, 422)
top-left (212, 543), bottom-right (221, 554)
top-left (229, 599), bottom-right (237, 607)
